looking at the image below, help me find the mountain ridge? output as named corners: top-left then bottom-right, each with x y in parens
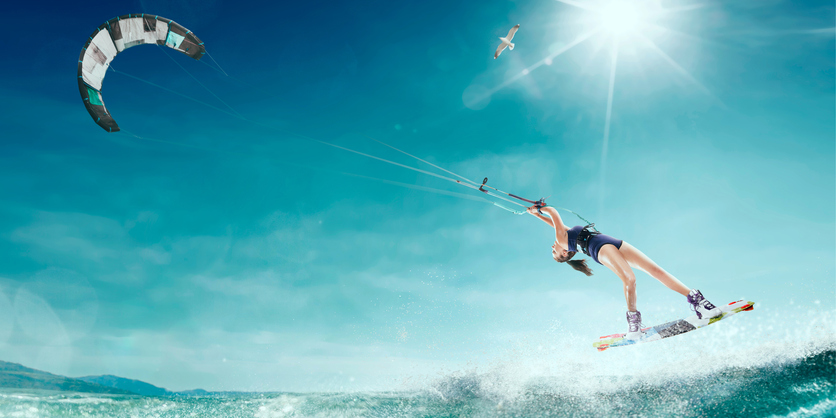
top-left (0, 360), bottom-right (134, 395)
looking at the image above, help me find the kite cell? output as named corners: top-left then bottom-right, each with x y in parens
top-left (77, 14), bottom-right (205, 132)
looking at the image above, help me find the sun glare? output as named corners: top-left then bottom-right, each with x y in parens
top-left (541, 0), bottom-right (709, 217)
top-left (598, 2), bottom-right (643, 37)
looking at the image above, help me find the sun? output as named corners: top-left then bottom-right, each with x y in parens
top-left (591, 0), bottom-right (665, 41)
top-left (481, 0), bottom-right (710, 216)
top-left (598, 2), bottom-right (643, 37)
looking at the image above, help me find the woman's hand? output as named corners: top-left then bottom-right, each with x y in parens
top-left (527, 205), bottom-right (542, 215)
top-left (529, 204), bottom-right (557, 228)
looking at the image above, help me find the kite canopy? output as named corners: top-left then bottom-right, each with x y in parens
top-left (77, 14), bottom-right (205, 132)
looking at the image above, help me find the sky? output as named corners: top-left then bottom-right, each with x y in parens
top-left (0, 0), bottom-right (833, 392)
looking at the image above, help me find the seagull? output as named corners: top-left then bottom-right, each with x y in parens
top-left (494, 24), bottom-right (520, 59)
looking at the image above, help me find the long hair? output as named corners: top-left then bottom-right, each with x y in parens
top-left (566, 259), bottom-right (594, 276)
top-left (554, 251), bottom-right (594, 276)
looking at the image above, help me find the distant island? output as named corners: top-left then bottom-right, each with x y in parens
top-left (0, 360), bottom-right (209, 396)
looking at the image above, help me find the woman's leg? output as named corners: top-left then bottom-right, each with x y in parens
top-left (598, 244), bottom-right (638, 311)
top-left (618, 242), bottom-right (690, 296)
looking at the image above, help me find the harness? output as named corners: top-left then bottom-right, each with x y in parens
top-left (575, 224), bottom-right (601, 256)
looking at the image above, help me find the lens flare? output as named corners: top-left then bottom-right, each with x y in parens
top-left (598, 2), bottom-right (644, 37)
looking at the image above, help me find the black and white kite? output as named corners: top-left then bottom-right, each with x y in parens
top-left (77, 14), bottom-right (205, 132)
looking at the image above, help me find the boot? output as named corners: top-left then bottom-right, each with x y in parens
top-left (687, 289), bottom-right (721, 319)
top-left (625, 310), bottom-right (645, 340)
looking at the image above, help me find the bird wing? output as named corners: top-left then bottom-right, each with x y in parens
top-left (494, 43), bottom-right (507, 59)
top-left (506, 24), bottom-right (520, 41)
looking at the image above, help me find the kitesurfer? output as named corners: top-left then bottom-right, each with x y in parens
top-left (527, 205), bottom-right (722, 340)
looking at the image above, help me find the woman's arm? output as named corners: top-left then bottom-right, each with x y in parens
top-left (539, 206), bottom-right (567, 231)
top-left (527, 206), bottom-right (556, 227)
top-left (530, 206), bottom-right (569, 249)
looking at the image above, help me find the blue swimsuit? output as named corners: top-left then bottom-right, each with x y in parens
top-left (566, 225), bottom-right (623, 265)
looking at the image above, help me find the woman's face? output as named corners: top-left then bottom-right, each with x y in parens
top-left (552, 242), bottom-right (570, 261)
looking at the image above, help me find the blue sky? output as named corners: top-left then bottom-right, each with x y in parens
top-left (0, 0), bottom-right (833, 391)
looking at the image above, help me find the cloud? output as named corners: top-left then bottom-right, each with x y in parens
top-left (10, 212), bottom-right (172, 284)
top-left (3, 123), bottom-right (832, 392)
top-left (0, 285), bottom-right (14, 345)
top-left (11, 212), bottom-right (125, 262)
top-left (65, 327), bottom-right (465, 392)
top-left (13, 288), bottom-right (71, 345)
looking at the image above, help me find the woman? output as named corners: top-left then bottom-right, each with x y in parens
top-left (528, 205), bottom-right (721, 340)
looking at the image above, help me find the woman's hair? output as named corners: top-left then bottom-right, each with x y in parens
top-left (566, 259), bottom-right (594, 276)
top-left (553, 250), bottom-right (594, 276)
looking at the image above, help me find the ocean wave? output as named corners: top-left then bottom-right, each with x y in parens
top-left (418, 340), bottom-right (835, 417)
top-left (0, 314), bottom-right (832, 417)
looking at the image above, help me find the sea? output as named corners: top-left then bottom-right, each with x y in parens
top-left (0, 341), bottom-right (833, 417)
top-left (1, 304), bottom-right (834, 417)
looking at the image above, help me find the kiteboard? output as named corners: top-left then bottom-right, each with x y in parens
top-left (593, 300), bottom-right (755, 351)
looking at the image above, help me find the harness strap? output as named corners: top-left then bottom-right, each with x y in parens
top-left (576, 223), bottom-right (600, 256)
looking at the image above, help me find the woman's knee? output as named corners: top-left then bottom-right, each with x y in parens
top-left (620, 269), bottom-right (636, 287)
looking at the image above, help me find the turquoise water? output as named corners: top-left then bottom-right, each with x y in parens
top-left (1, 344), bottom-right (832, 418)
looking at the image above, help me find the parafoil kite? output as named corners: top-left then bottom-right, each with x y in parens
top-left (77, 14), bottom-right (205, 132)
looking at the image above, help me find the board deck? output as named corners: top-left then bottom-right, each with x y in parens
top-left (593, 300), bottom-right (755, 351)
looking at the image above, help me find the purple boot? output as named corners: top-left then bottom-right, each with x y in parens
top-left (687, 289), bottom-right (721, 319)
top-left (625, 310), bottom-right (645, 340)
